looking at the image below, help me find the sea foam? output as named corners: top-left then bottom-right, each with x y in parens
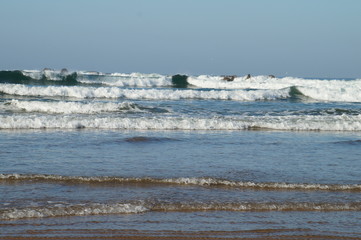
top-left (1, 114), bottom-right (361, 131)
top-left (1, 201), bottom-right (360, 220)
top-left (0, 203), bottom-right (148, 220)
top-left (188, 75), bottom-right (361, 102)
top-left (3, 99), bottom-right (149, 114)
top-left (0, 84), bottom-right (290, 101)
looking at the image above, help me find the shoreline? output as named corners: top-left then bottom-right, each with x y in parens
top-left (3, 229), bottom-right (361, 240)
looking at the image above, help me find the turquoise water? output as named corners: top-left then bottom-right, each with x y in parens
top-left (1, 70), bottom-right (361, 239)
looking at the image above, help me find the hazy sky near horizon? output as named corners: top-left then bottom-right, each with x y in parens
top-left (1, 0), bottom-right (360, 77)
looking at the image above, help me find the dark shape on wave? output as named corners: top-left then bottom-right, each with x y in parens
top-left (61, 72), bottom-right (78, 85)
top-left (288, 86), bottom-right (308, 101)
top-left (172, 74), bottom-right (189, 88)
top-left (0, 70), bottom-right (32, 84)
top-left (124, 136), bottom-right (177, 143)
top-left (223, 75), bottom-right (237, 81)
top-left (245, 74), bottom-right (251, 79)
top-left (125, 136), bottom-right (151, 142)
top-left (60, 68), bottom-right (69, 75)
top-left (38, 71), bottom-right (79, 86)
top-left (268, 75), bottom-right (276, 78)
top-left (334, 140), bottom-right (361, 145)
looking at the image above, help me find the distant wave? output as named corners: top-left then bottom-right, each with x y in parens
top-left (0, 84), bottom-right (290, 101)
top-left (2, 69), bottom-right (361, 102)
top-left (2, 201), bottom-right (361, 220)
top-left (2, 174), bottom-right (361, 192)
top-left (78, 72), bottom-right (172, 87)
top-left (188, 75), bottom-right (361, 90)
top-left (1, 114), bottom-right (361, 130)
top-left (0, 70), bottom-right (172, 88)
top-left (188, 75), bottom-right (361, 102)
top-left (0, 70), bottom-right (79, 86)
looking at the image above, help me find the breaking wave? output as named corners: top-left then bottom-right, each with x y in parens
top-left (78, 72), bottom-right (172, 87)
top-left (2, 70), bottom-right (361, 102)
top-left (0, 84), bottom-right (290, 101)
top-left (1, 114), bottom-right (361, 131)
top-left (0, 70), bottom-right (172, 88)
top-left (1, 99), bottom-right (167, 114)
top-left (188, 75), bottom-right (361, 102)
top-left (2, 201), bottom-right (361, 220)
top-left (0, 70), bottom-right (79, 86)
top-left (2, 174), bottom-right (361, 192)
top-left (0, 203), bottom-right (147, 220)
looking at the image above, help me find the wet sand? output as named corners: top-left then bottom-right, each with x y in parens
top-left (3, 229), bottom-right (361, 240)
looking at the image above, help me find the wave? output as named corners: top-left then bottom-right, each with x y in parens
top-left (1, 70), bottom-right (173, 88)
top-left (0, 70), bottom-right (79, 86)
top-left (1, 114), bottom-right (361, 131)
top-left (1, 100), bottom-right (167, 114)
top-left (188, 75), bottom-right (361, 89)
top-left (0, 84), bottom-right (290, 101)
top-left (2, 99), bottom-right (359, 117)
top-left (335, 140), bottom-right (361, 145)
top-left (188, 75), bottom-right (361, 102)
top-left (0, 203), bottom-right (147, 220)
top-left (2, 174), bottom-right (361, 192)
top-left (2, 70), bottom-right (361, 102)
top-left (78, 71), bottom-right (172, 87)
top-left (2, 201), bottom-right (361, 220)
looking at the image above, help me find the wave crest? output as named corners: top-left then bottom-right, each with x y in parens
top-left (0, 203), bottom-right (147, 220)
top-left (1, 100), bottom-right (165, 114)
top-left (2, 201), bottom-right (361, 220)
top-left (1, 114), bottom-right (361, 131)
top-left (0, 84), bottom-right (289, 101)
top-left (2, 174), bottom-right (361, 192)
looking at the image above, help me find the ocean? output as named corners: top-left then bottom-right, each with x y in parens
top-left (1, 69), bottom-right (361, 239)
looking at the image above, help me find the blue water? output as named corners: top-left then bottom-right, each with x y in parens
top-left (1, 70), bottom-right (361, 239)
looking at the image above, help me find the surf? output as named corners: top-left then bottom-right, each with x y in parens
top-left (2, 201), bottom-right (361, 220)
top-left (2, 174), bottom-right (361, 192)
top-left (0, 83), bottom-right (291, 101)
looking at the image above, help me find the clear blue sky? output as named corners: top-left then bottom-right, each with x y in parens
top-left (1, 0), bottom-right (360, 77)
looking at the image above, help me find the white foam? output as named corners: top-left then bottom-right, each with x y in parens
top-left (2, 174), bottom-right (361, 192)
top-left (19, 71), bottom-right (361, 103)
top-left (151, 202), bottom-right (361, 212)
top-left (78, 72), bottom-right (172, 87)
top-left (20, 70), bottom-right (171, 87)
top-left (0, 84), bottom-right (290, 101)
top-left (2, 100), bottom-right (145, 114)
top-left (1, 199), bottom-right (359, 220)
top-left (21, 70), bottom-right (46, 80)
top-left (189, 75), bottom-right (359, 89)
top-left (22, 69), bottom-right (69, 80)
top-left (188, 75), bottom-right (291, 89)
top-left (188, 75), bottom-right (361, 102)
top-left (166, 177), bottom-right (361, 191)
top-left (0, 203), bottom-right (148, 220)
top-left (1, 114), bottom-right (361, 131)
top-left (298, 85), bottom-right (361, 102)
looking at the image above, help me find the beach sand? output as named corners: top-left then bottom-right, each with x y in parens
top-left (3, 229), bottom-right (361, 240)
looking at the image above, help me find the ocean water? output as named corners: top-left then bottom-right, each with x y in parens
top-left (1, 69), bottom-right (361, 239)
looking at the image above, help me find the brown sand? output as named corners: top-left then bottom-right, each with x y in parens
top-left (2, 229), bottom-right (361, 240)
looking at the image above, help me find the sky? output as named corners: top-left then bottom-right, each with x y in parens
top-left (1, 0), bottom-right (360, 78)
